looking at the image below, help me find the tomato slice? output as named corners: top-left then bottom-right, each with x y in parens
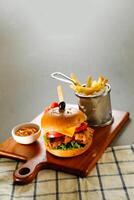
top-left (50, 102), bottom-right (59, 108)
top-left (44, 102), bottom-right (59, 113)
top-left (46, 131), bottom-right (63, 138)
top-left (75, 122), bottom-right (88, 133)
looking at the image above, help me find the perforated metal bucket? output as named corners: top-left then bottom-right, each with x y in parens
top-left (75, 84), bottom-right (113, 127)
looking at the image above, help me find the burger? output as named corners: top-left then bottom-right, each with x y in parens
top-left (41, 102), bottom-right (94, 157)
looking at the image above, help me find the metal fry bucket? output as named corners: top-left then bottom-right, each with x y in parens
top-left (75, 84), bottom-right (113, 127)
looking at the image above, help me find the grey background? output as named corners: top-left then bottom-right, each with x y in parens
top-left (0, 0), bottom-right (133, 145)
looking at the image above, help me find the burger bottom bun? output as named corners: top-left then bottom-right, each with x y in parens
top-left (45, 136), bottom-right (93, 157)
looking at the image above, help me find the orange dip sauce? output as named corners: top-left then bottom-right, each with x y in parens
top-left (15, 127), bottom-right (38, 136)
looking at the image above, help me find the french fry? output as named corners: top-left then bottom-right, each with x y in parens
top-left (92, 84), bottom-right (102, 92)
top-left (86, 76), bottom-right (92, 87)
top-left (98, 76), bottom-right (108, 86)
top-left (57, 85), bottom-right (64, 102)
top-left (91, 80), bottom-right (98, 88)
top-left (70, 73), bottom-right (81, 86)
top-left (70, 74), bottom-right (108, 95)
top-left (71, 85), bottom-right (95, 95)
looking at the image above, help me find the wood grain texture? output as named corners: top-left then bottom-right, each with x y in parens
top-left (0, 110), bottom-right (129, 184)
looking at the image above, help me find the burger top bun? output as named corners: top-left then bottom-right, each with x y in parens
top-left (41, 106), bottom-right (87, 131)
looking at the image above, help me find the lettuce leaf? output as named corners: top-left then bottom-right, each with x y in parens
top-left (55, 141), bottom-right (84, 150)
top-left (44, 134), bottom-right (50, 144)
top-left (44, 135), bottom-right (85, 150)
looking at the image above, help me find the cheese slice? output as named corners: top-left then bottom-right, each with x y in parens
top-left (44, 126), bottom-right (76, 137)
top-left (62, 126), bottom-right (76, 137)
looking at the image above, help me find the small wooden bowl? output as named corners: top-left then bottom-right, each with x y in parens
top-left (12, 123), bottom-right (41, 144)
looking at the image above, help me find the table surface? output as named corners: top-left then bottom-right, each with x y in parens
top-left (0, 145), bottom-right (134, 200)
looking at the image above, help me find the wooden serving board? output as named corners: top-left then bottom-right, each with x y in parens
top-left (0, 109), bottom-right (129, 185)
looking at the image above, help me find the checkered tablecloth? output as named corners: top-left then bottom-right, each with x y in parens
top-left (0, 145), bottom-right (134, 200)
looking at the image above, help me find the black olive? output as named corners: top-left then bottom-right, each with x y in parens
top-left (59, 101), bottom-right (66, 111)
